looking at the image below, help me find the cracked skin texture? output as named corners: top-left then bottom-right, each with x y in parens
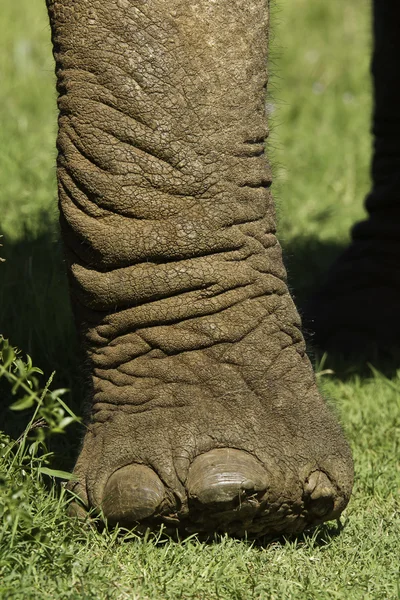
top-left (46, 0), bottom-right (353, 537)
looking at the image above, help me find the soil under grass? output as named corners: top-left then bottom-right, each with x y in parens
top-left (1, 0), bottom-right (399, 598)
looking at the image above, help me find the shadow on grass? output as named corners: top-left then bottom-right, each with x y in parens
top-left (282, 235), bottom-right (400, 379)
top-left (0, 217), bottom-right (84, 469)
top-left (282, 235), bottom-right (346, 308)
top-left (210, 520), bottom-right (344, 549)
top-left (102, 518), bottom-right (345, 551)
top-left (255, 519), bottom-right (345, 550)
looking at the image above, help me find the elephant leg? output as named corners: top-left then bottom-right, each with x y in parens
top-left (305, 0), bottom-right (400, 359)
top-left (46, 0), bottom-right (353, 537)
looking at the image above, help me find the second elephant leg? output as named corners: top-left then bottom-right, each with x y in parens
top-left (305, 0), bottom-right (400, 358)
top-left (47, 0), bottom-right (353, 536)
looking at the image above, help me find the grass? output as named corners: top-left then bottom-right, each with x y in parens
top-left (0, 0), bottom-right (399, 598)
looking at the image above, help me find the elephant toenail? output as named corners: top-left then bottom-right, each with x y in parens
top-left (186, 448), bottom-right (268, 506)
top-left (67, 500), bottom-right (89, 521)
top-left (304, 471), bottom-right (336, 517)
top-left (101, 464), bottom-right (166, 525)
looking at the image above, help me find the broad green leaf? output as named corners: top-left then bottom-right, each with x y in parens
top-left (9, 395), bottom-right (35, 411)
top-left (38, 467), bottom-right (76, 480)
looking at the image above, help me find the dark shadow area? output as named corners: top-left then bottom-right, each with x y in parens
top-left (0, 216), bottom-right (85, 470)
top-left (282, 235), bottom-right (400, 379)
top-left (282, 236), bottom-right (346, 308)
top-left (254, 519), bottom-right (345, 550)
top-left (96, 518), bottom-right (345, 550)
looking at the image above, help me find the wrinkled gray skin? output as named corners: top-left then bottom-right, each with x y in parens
top-left (46, 0), bottom-right (353, 537)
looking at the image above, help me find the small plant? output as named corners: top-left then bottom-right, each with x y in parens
top-left (0, 337), bottom-right (82, 556)
top-left (0, 335), bottom-right (81, 477)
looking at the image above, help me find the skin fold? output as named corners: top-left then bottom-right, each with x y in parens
top-left (45, 0), bottom-right (354, 537)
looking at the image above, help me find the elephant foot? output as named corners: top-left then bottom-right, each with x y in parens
top-left (304, 237), bottom-right (400, 361)
top-left (67, 319), bottom-right (353, 538)
top-left (70, 447), bottom-right (344, 538)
